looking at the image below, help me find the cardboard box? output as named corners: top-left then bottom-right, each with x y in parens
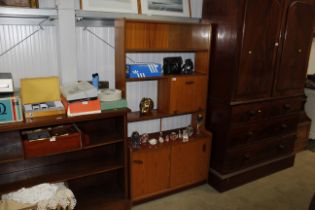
top-left (0, 95), bottom-right (23, 123)
top-left (62, 96), bottom-right (101, 117)
top-left (126, 63), bottom-right (162, 78)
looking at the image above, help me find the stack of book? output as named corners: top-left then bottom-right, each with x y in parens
top-left (61, 81), bottom-right (101, 117)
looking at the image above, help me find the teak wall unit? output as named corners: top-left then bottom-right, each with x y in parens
top-left (203, 0), bottom-right (315, 191)
top-left (114, 19), bottom-right (213, 202)
top-left (0, 110), bottom-right (130, 210)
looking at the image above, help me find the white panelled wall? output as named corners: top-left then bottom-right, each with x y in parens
top-left (0, 0), bottom-right (204, 136)
top-left (0, 25), bottom-right (58, 87)
top-left (307, 39), bottom-right (315, 74)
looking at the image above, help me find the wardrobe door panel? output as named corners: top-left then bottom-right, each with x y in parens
top-left (274, 0), bottom-right (315, 96)
top-left (235, 0), bottom-right (283, 101)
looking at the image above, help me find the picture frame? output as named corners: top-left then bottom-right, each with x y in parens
top-left (0, 0), bottom-right (38, 8)
top-left (140, 0), bottom-right (190, 17)
top-left (80, 0), bottom-right (138, 14)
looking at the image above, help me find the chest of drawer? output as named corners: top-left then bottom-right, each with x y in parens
top-left (229, 114), bottom-right (299, 148)
top-left (223, 135), bottom-right (295, 173)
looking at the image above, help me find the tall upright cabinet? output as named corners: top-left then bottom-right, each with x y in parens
top-left (203, 0), bottom-right (315, 191)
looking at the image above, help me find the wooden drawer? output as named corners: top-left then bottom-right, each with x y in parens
top-left (229, 114), bottom-right (299, 148)
top-left (231, 102), bottom-right (270, 124)
top-left (270, 97), bottom-right (303, 116)
top-left (223, 135), bottom-right (295, 173)
top-left (22, 125), bottom-right (82, 158)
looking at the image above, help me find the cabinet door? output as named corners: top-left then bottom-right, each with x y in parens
top-left (234, 0), bottom-right (283, 101)
top-left (274, 0), bottom-right (315, 96)
top-left (169, 75), bottom-right (207, 114)
top-left (131, 147), bottom-right (170, 200)
top-left (170, 138), bottom-right (211, 188)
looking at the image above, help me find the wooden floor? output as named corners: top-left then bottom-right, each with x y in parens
top-left (133, 150), bottom-right (315, 210)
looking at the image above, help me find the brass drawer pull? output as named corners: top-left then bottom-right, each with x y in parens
top-left (133, 160), bottom-right (143, 164)
top-left (202, 144), bottom-right (206, 152)
top-left (246, 131), bottom-right (254, 138)
top-left (278, 144), bottom-right (285, 150)
top-left (243, 154), bottom-right (251, 160)
top-left (281, 124), bottom-right (288, 129)
top-left (283, 104), bottom-right (292, 110)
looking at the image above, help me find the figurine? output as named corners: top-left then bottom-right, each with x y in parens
top-left (196, 114), bottom-right (204, 135)
top-left (140, 133), bottom-right (149, 144)
top-left (170, 132), bottom-right (177, 141)
top-left (158, 132), bottom-right (164, 144)
top-left (165, 135), bottom-right (170, 142)
top-left (178, 129), bottom-right (182, 139)
top-left (186, 125), bottom-right (194, 137)
top-left (139, 98), bottom-right (154, 115)
top-left (131, 131), bottom-right (140, 149)
top-left (182, 129), bottom-right (189, 142)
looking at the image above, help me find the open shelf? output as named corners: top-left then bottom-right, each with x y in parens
top-left (83, 131), bottom-right (124, 149)
top-left (0, 108), bottom-right (129, 133)
top-left (69, 172), bottom-right (129, 210)
top-left (128, 109), bottom-right (203, 122)
top-left (0, 154), bottom-right (124, 194)
top-left (126, 72), bottom-right (207, 82)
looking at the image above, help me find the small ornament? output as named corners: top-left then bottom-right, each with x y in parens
top-left (140, 133), bottom-right (149, 144)
top-left (131, 131), bottom-right (140, 149)
top-left (186, 125), bottom-right (194, 137)
top-left (158, 132), bottom-right (164, 144)
top-left (178, 129), bottom-right (182, 139)
top-left (139, 97), bottom-right (154, 115)
top-left (182, 129), bottom-right (189, 142)
top-left (165, 135), bottom-right (170, 142)
top-left (196, 114), bottom-right (204, 135)
top-left (170, 132), bottom-right (177, 141)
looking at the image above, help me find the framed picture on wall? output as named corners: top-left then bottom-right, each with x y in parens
top-left (140, 0), bottom-right (190, 17)
top-left (80, 0), bottom-right (138, 14)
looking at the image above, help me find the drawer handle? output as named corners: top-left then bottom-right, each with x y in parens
top-left (283, 104), bottom-right (292, 110)
top-left (248, 110), bottom-right (256, 116)
top-left (281, 124), bottom-right (288, 129)
top-left (133, 160), bottom-right (143, 164)
top-left (278, 144), bottom-right (285, 150)
top-left (185, 81), bottom-right (195, 85)
top-left (247, 131), bottom-right (254, 138)
top-left (243, 154), bottom-right (251, 160)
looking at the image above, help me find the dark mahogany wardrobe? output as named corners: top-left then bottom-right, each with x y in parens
top-left (202, 0), bottom-right (315, 191)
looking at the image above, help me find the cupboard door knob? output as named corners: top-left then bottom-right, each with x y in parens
top-left (248, 50), bottom-right (252, 54)
top-left (298, 49), bottom-right (302, 53)
top-left (275, 42), bottom-right (279, 46)
top-left (248, 110), bottom-right (256, 116)
top-left (202, 144), bottom-right (206, 152)
top-left (185, 81), bottom-right (195, 85)
top-left (133, 160), bottom-right (143, 164)
top-left (281, 123), bottom-right (288, 129)
top-left (283, 104), bottom-right (292, 110)
top-left (243, 154), bottom-right (251, 160)
top-left (278, 144), bottom-right (285, 150)
top-left (247, 131), bottom-right (254, 138)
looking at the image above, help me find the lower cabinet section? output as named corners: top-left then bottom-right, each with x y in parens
top-left (130, 133), bottom-right (212, 202)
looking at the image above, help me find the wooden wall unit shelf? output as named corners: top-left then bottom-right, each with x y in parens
top-left (115, 19), bottom-right (212, 204)
top-left (0, 108), bottom-right (130, 210)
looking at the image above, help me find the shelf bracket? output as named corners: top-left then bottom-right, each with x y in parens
top-left (83, 27), bottom-right (136, 63)
top-left (0, 18), bottom-right (51, 59)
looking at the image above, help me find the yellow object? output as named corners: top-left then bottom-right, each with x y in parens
top-left (20, 77), bottom-right (61, 105)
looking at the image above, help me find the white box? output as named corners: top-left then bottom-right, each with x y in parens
top-left (0, 73), bottom-right (14, 93)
